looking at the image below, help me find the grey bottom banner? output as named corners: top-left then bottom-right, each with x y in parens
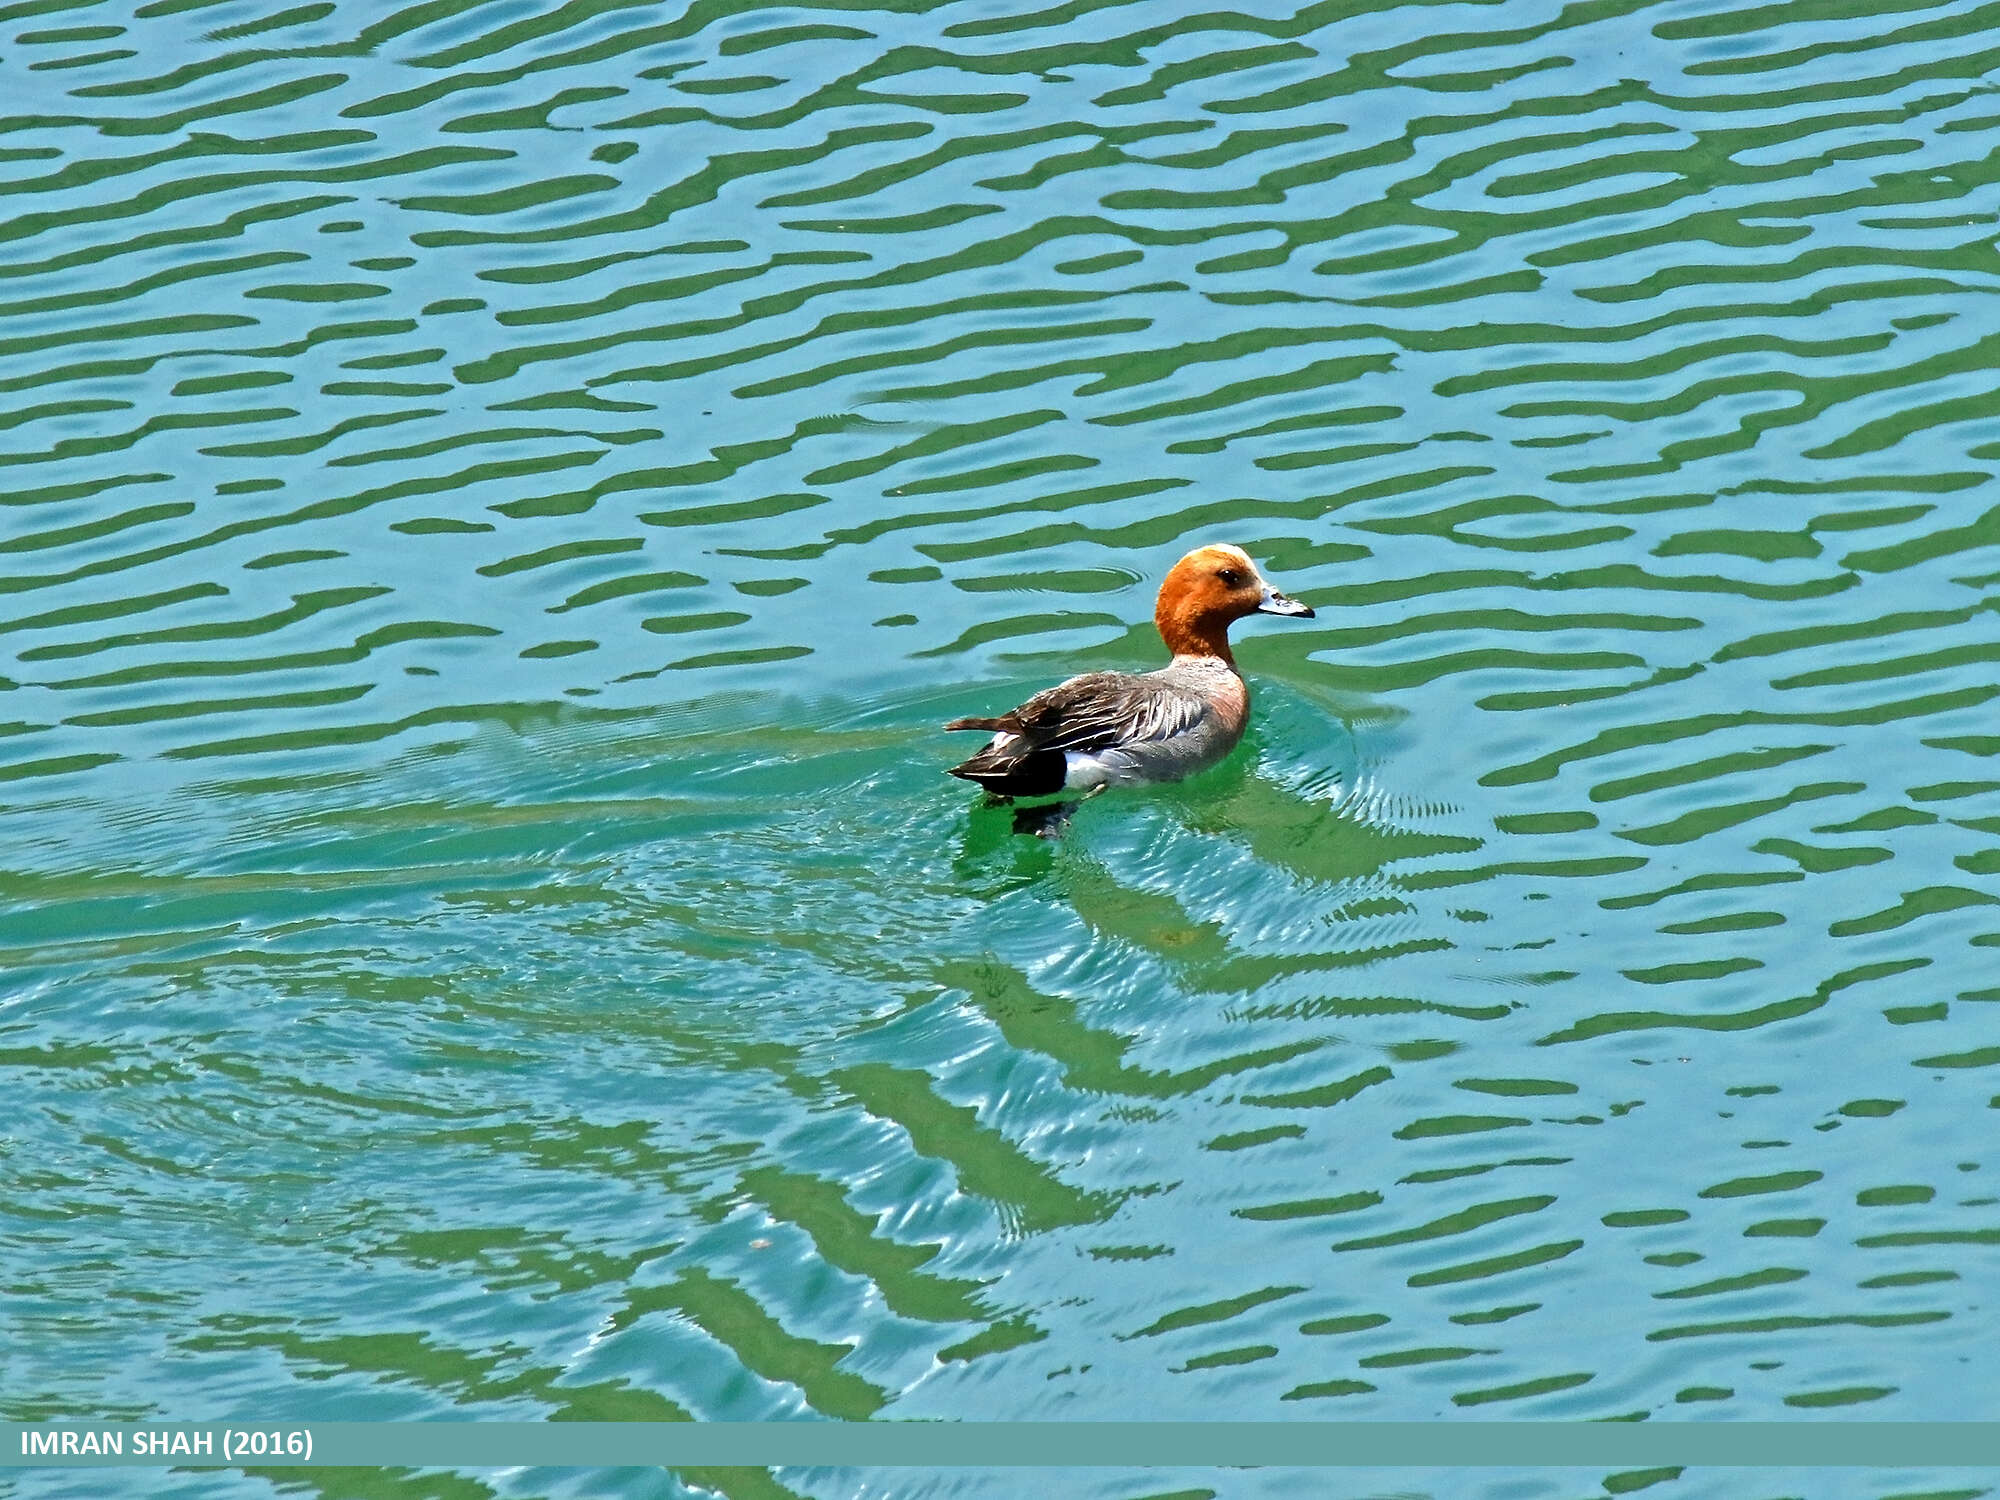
top-left (7, 1422), bottom-right (2000, 1468)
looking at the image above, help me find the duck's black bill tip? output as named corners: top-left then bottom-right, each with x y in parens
top-left (1257, 596), bottom-right (1314, 618)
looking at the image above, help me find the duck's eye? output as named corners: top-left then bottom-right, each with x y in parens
top-left (1217, 568), bottom-right (1243, 587)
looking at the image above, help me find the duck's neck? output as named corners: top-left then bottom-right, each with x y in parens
top-left (1155, 604), bottom-right (1236, 666)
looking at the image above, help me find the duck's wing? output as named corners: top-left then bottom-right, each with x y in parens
top-left (1001, 672), bottom-right (1209, 752)
top-left (946, 673), bottom-right (1208, 794)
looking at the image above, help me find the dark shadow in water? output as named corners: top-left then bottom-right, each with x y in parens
top-left (1007, 796), bottom-right (1086, 839)
top-left (950, 796), bottom-right (1060, 889)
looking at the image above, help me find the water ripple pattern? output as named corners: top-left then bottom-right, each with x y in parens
top-left (6, 0), bottom-right (2000, 1493)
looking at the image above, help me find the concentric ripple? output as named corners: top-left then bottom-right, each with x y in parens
top-left (6, 0), bottom-right (2000, 1496)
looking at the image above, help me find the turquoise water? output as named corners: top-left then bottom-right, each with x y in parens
top-left (6, 0), bottom-right (2000, 1494)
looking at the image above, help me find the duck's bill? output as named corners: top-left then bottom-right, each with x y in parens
top-left (1256, 589), bottom-right (1315, 618)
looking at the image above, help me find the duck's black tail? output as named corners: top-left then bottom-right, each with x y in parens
top-left (946, 745), bottom-right (1068, 798)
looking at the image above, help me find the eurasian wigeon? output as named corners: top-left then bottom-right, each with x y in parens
top-left (945, 544), bottom-right (1314, 800)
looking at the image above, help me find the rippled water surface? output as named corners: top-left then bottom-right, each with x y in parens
top-left (8, 0), bottom-right (2000, 1494)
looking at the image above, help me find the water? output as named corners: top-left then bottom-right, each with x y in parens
top-left (5, 0), bottom-right (2000, 1494)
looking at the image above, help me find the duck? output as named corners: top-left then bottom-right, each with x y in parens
top-left (945, 543), bottom-right (1314, 800)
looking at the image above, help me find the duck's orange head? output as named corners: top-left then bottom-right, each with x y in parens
top-left (1153, 543), bottom-right (1314, 662)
